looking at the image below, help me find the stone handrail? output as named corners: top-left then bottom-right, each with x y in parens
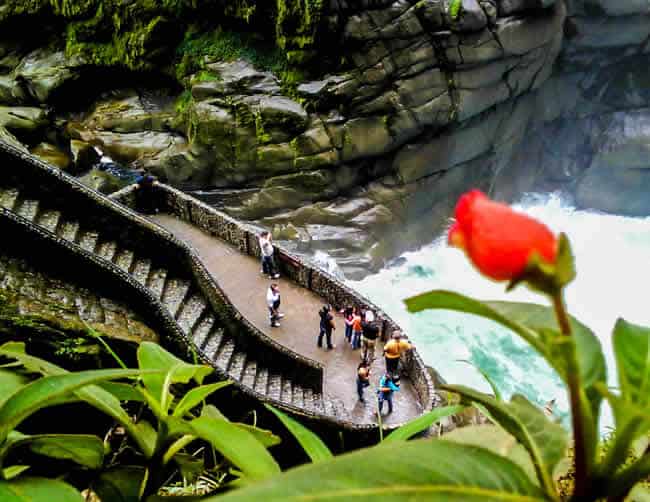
top-left (112, 182), bottom-right (436, 416)
top-left (0, 140), bottom-right (324, 397)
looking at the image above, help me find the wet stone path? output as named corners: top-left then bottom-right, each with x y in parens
top-left (151, 215), bottom-right (422, 425)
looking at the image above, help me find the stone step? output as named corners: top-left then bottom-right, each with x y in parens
top-left (228, 351), bottom-right (246, 381)
top-left (96, 240), bottom-right (118, 262)
top-left (0, 187), bottom-right (20, 210)
top-left (57, 220), bottom-right (80, 242)
top-left (113, 248), bottom-right (135, 273)
top-left (303, 387), bottom-right (314, 412)
top-left (75, 296), bottom-right (105, 324)
top-left (176, 294), bottom-right (207, 335)
top-left (267, 373), bottom-right (282, 401)
top-left (35, 209), bottom-right (61, 233)
top-left (281, 377), bottom-right (293, 405)
top-left (312, 392), bottom-right (325, 414)
top-left (131, 258), bottom-right (151, 286)
top-left (214, 338), bottom-right (236, 369)
top-left (145, 268), bottom-right (168, 299)
top-left (191, 314), bottom-right (215, 351)
top-left (14, 198), bottom-right (40, 222)
top-left (161, 278), bottom-right (190, 317)
top-left (202, 326), bottom-right (225, 359)
top-left (254, 367), bottom-right (269, 395)
top-left (77, 230), bottom-right (99, 253)
top-left (241, 360), bottom-right (257, 388)
top-left (291, 384), bottom-right (305, 409)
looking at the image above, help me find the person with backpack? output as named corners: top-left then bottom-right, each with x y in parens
top-left (361, 314), bottom-right (380, 366)
top-left (377, 373), bottom-right (400, 414)
top-left (357, 361), bottom-right (371, 402)
top-left (317, 304), bottom-right (336, 350)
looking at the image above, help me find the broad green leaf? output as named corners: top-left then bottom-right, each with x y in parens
top-left (613, 318), bottom-right (650, 407)
top-left (0, 369), bottom-right (141, 444)
top-left (0, 476), bottom-right (83, 501)
top-left (404, 291), bottom-right (606, 391)
top-left (191, 416), bottom-right (281, 480)
top-left (0, 343), bottom-right (151, 457)
top-left (629, 484), bottom-right (650, 502)
top-left (20, 434), bottom-right (104, 469)
top-left (173, 452), bottom-right (204, 483)
top-left (2, 465), bottom-right (29, 480)
top-left (265, 404), bottom-right (332, 462)
top-left (173, 381), bottom-right (231, 417)
top-left (443, 385), bottom-right (567, 497)
top-left (201, 405), bottom-right (281, 448)
top-left (385, 405), bottom-right (465, 442)
top-left (137, 342), bottom-right (212, 406)
top-left (209, 439), bottom-right (547, 501)
top-left (100, 382), bottom-right (145, 402)
top-left (93, 466), bottom-right (145, 502)
top-left (0, 370), bottom-right (29, 408)
top-left (443, 425), bottom-right (537, 484)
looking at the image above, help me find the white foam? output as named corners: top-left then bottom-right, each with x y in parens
top-left (350, 192), bottom-right (650, 427)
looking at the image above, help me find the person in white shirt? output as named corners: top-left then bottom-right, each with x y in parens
top-left (259, 231), bottom-right (280, 279)
top-left (266, 283), bottom-right (283, 327)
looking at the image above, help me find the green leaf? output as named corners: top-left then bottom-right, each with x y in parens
top-left (0, 344), bottom-right (152, 457)
top-left (2, 465), bottom-right (29, 480)
top-left (629, 484), bottom-right (650, 502)
top-left (443, 425), bottom-right (538, 484)
top-left (23, 435), bottom-right (104, 469)
top-left (200, 405), bottom-right (281, 448)
top-left (0, 476), bottom-right (83, 501)
top-left (385, 405), bottom-right (465, 442)
top-left (173, 381), bottom-right (231, 418)
top-left (404, 291), bottom-right (606, 391)
top-left (265, 405), bottom-right (332, 463)
top-left (93, 466), bottom-right (145, 502)
top-left (100, 382), bottom-right (145, 402)
top-left (0, 370), bottom-right (29, 408)
top-left (442, 386), bottom-right (567, 498)
top-left (137, 342), bottom-right (212, 408)
top-left (0, 369), bottom-right (142, 444)
top-left (191, 416), bottom-right (281, 481)
top-left (208, 439), bottom-right (547, 501)
top-left (613, 318), bottom-right (650, 407)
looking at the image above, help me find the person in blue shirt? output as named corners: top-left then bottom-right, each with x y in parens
top-left (377, 373), bottom-right (400, 414)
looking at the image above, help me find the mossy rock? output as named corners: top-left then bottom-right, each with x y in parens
top-left (31, 142), bottom-right (71, 170)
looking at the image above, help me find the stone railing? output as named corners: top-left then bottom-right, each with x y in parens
top-left (112, 182), bottom-right (436, 416)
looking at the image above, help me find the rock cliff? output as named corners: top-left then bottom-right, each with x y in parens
top-left (0, 0), bottom-right (646, 277)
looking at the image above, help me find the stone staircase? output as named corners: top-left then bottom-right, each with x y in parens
top-left (0, 185), bottom-right (347, 420)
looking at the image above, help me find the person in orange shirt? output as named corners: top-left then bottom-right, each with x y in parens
top-left (351, 307), bottom-right (363, 350)
top-left (383, 331), bottom-right (413, 375)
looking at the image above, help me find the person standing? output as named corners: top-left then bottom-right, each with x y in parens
top-left (266, 283), bottom-right (282, 327)
top-left (357, 361), bottom-right (371, 402)
top-left (377, 373), bottom-right (400, 414)
top-left (133, 170), bottom-right (160, 214)
top-left (361, 316), bottom-right (379, 366)
top-left (259, 231), bottom-right (280, 279)
top-left (341, 306), bottom-right (354, 345)
top-left (317, 304), bottom-right (336, 350)
top-left (383, 331), bottom-right (413, 375)
top-left (351, 307), bottom-right (363, 350)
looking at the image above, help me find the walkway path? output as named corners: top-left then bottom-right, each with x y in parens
top-left (152, 215), bottom-right (422, 425)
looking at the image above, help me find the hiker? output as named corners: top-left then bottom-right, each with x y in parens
top-left (357, 361), bottom-right (371, 402)
top-left (317, 304), bottom-right (336, 350)
top-left (361, 312), bottom-right (380, 366)
top-left (266, 283), bottom-right (283, 327)
top-left (341, 306), bottom-right (354, 344)
top-left (259, 231), bottom-right (280, 279)
top-left (383, 331), bottom-right (414, 375)
top-left (351, 307), bottom-right (363, 350)
top-left (133, 169), bottom-right (160, 214)
top-left (377, 373), bottom-right (400, 414)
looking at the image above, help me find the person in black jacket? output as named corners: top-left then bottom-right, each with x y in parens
top-left (361, 315), bottom-right (380, 365)
top-left (317, 304), bottom-right (336, 350)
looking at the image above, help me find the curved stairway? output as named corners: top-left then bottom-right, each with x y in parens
top-left (0, 144), bottom-right (349, 424)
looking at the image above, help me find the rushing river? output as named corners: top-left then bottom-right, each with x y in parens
top-left (349, 192), bottom-right (650, 427)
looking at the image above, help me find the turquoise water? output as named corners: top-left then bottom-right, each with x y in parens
top-left (349, 193), bottom-right (650, 427)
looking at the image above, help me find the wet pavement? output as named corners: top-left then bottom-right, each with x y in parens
top-left (151, 215), bottom-right (422, 425)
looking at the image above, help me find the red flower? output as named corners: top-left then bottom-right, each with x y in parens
top-left (448, 190), bottom-right (558, 281)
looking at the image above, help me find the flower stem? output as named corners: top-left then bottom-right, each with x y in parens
top-left (552, 291), bottom-right (588, 499)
